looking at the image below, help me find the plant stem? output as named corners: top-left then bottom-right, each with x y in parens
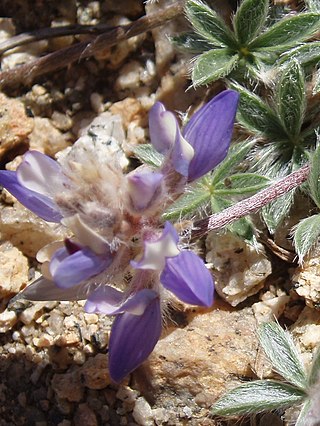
top-left (191, 163), bottom-right (310, 239)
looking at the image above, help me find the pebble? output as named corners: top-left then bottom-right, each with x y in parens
top-left (0, 242), bottom-right (28, 297)
top-left (0, 310), bottom-right (17, 333)
top-left (132, 397), bottom-right (154, 426)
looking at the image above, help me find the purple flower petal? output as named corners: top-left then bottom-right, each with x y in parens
top-left (19, 276), bottom-right (100, 301)
top-left (170, 129), bottom-right (194, 177)
top-left (160, 250), bottom-right (214, 307)
top-left (85, 287), bottom-right (160, 316)
top-left (50, 246), bottom-right (112, 288)
top-left (149, 102), bottom-right (177, 154)
top-left (0, 170), bottom-right (62, 222)
top-left (108, 290), bottom-right (162, 383)
top-left (85, 285), bottom-right (124, 314)
top-left (131, 222), bottom-right (179, 271)
top-left (183, 90), bottom-right (239, 181)
top-left (127, 169), bottom-right (164, 211)
top-left (17, 151), bottom-right (62, 196)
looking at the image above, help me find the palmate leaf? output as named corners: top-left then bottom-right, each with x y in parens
top-left (279, 42), bottom-right (320, 67)
top-left (162, 180), bottom-right (211, 221)
top-left (313, 68), bottom-right (320, 95)
top-left (172, 32), bottom-right (215, 53)
top-left (262, 189), bottom-right (295, 233)
top-left (308, 142), bottom-right (320, 208)
top-left (211, 380), bottom-right (306, 416)
top-left (258, 322), bottom-right (307, 389)
top-left (308, 344), bottom-right (320, 387)
top-left (230, 82), bottom-right (286, 139)
top-left (305, 0), bottom-right (320, 12)
top-left (295, 400), bottom-right (312, 426)
top-left (233, 0), bottom-right (269, 45)
top-left (192, 49), bottom-right (238, 86)
top-left (210, 140), bottom-right (255, 186)
top-left (214, 173), bottom-right (270, 195)
top-left (276, 61), bottom-right (306, 140)
top-left (293, 214), bottom-right (320, 262)
top-left (186, 0), bottom-right (237, 48)
top-left (131, 144), bottom-right (163, 167)
top-left (250, 13), bottom-right (320, 50)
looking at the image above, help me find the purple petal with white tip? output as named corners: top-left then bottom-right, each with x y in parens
top-left (131, 221), bottom-right (179, 271)
top-left (50, 246), bottom-right (112, 288)
top-left (0, 170), bottom-right (62, 222)
top-left (149, 102), bottom-right (177, 154)
top-left (160, 250), bottom-right (214, 307)
top-left (108, 290), bottom-right (162, 383)
top-left (18, 276), bottom-right (100, 301)
top-left (17, 151), bottom-right (62, 196)
top-left (127, 170), bottom-right (164, 211)
top-left (183, 90), bottom-right (239, 181)
top-left (170, 128), bottom-right (194, 177)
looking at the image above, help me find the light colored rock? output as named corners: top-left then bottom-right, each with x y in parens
top-left (29, 117), bottom-right (71, 156)
top-left (109, 97), bottom-right (147, 131)
top-left (0, 242), bottom-right (28, 297)
top-left (20, 302), bottom-right (58, 325)
top-left (253, 292), bottom-right (290, 322)
top-left (0, 204), bottom-right (67, 257)
top-left (206, 231), bottom-right (272, 306)
top-left (290, 307), bottom-right (320, 367)
top-left (132, 397), bottom-right (153, 426)
top-left (139, 306), bottom-right (258, 409)
top-left (79, 353), bottom-right (111, 389)
top-left (0, 93), bottom-right (33, 161)
top-left (292, 245), bottom-right (320, 308)
top-left (0, 309), bottom-right (17, 333)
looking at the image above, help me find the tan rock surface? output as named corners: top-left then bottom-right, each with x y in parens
top-left (0, 242), bottom-right (28, 297)
top-left (137, 305), bottom-right (258, 410)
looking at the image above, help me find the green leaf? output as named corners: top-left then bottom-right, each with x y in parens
top-left (230, 82), bottom-right (285, 139)
top-left (308, 142), bottom-right (320, 208)
top-left (308, 344), bottom-right (320, 386)
top-left (192, 49), bottom-right (238, 86)
top-left (210, 140), bottom-right (255, 185)
top-left (211, 380), bottom-right (306, 416)
top-left (313, 68), bottom-right (320, 95)
top-left (171, 32), bottom-right (215, 53)
top-left (250, 13), bottom-right (320, 50)
top-left (186, 0), bottom-right (237, 48)
top-left (293, 215), bottom-right (320, 262)
top-left (262, 186), bottom-right (295, 232)
top-left (233, 0), bottom-right (269, 45)
top-left (279, 42), bottom-right (320, 67)
top-left (131, 144), bottom-right (163, 167)
top-left (215, 173), bottom-right (270, 195)
top-left (276, 61), bottom-right (306, 140)
top-left (162, 181), bottom-right (211, 221)
top-left (258, 322), bottom-right (307, 389)
top-left (295, 400), bottom-right (312, 426)
top-left (305, 0), bottom-right (320, 12)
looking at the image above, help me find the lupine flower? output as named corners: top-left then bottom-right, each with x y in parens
top-left (0, 90), bottom-right (239, 382)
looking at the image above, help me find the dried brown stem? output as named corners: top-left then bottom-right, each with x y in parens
top-left (192, 163), bottom-right (310, 239)
top-left (0, 1), bottom-right (184, 88)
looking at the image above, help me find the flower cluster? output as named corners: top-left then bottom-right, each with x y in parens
top-left (0, 90), bottom-right (238, 382)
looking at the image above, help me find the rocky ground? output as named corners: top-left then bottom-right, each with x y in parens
top-left (0, 1), bottom-right (319, 425)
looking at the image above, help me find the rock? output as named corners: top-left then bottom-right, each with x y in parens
top-left (132, 397), bottom-right (153, 426)
top-left (0, 92), bottom-right (33, 162)
top-left (0, 242), bottom-right (28, 297)
top-left (0, 309), bottom-right (17, 333)
top-left (290, 306), bottom-right (320, 367)
top-left (52, 372), bottom-right (84, 402)
top-left (206, 231), bottom-right (272, 306)
top-left (292, 245), bottom-right (320, 308)
top-left (253, 291), bottom-right (290, 322)
top-left (79, 354), bottom-right (111, 390)
top-left (137, 305), bottom-right (258, 409)
top-left (0, 204), bottom-right (67, 257)
top-left (29, 117), bottom-right (71, 156)
top-left (74, 403), bottom-right (98, 426)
